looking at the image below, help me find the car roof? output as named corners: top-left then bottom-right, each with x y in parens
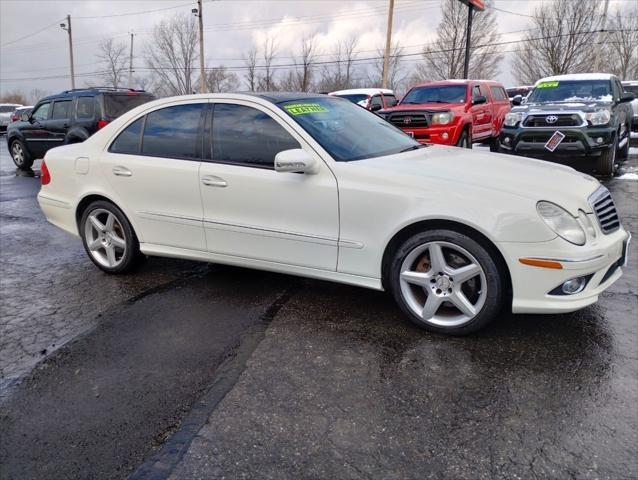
top-left (39, 88), bottom-right (151, 103)
top-left (0, 103), bottom-right (22, 107)
top-left (242, 92), bottom-right (329, 103)
top-left (411, 79), bottom-right (503, 88)
top-left (621, 80), bottom-right (638, 86)
top-left (329, 88), bottom-right (394, 96)
top-left (536, 73), bottom-right (616, 84)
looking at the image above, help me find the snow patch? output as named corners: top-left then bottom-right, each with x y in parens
top-left (618, 173), bottom-right (638, 180)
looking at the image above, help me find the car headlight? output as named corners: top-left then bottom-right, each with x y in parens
top-left (431, 112), bottom-right (453, 125)
top-left (504, 112), bottom-right (523, 127)
top-left (585, 109), bottom-right (611, 126)
top-left (537, 201), bottom-right (586, 246)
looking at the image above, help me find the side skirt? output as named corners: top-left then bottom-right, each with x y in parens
top-left (140, 243), bottom-right (384, 291)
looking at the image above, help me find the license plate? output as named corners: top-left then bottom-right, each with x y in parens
top-left (621, 234), bottom-right (631, 267)
top-left (545, 131), bottom-right (565, 152)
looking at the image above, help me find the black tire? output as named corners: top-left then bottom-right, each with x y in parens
top-left (79, 200), bottom-right (144, 274)
top-left (489, 136), bottom-right (500, 152)
top-left (388, 229), bottom-right (504, 335)
top-left (596, 136), bottom-right (617, 178)
top-left (617, 124), bottom-right (630, 160)
top-left (456, 128), bottom-right (472, 149)
top-left (10, 139), bottom-right (33, 171)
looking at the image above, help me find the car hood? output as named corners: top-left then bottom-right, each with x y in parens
top-left (380, 103), bottom-right (461, 114)
top-left (346, 146), bottom-right (600, 214)
top-left (512, 101), bottom-right (612, 113)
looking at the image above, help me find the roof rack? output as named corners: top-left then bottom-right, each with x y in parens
top-left (61, 87), bottom-right (147, 94)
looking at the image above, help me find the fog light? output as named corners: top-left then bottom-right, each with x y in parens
top-left (596, 137), bottom-right (604, 143)
top-left (504, 137), bottom-right (511, 144)
top-left (441, 132), bottom-right (449, 139)
top-left (561, 277), bottom-right (586, 295)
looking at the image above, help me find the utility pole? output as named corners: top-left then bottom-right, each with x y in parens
top-left (592, 0), bottom-right (610, 72)
top-left (60, 15), bottom-right (75, 89)
top-left (381, 0), bottom-right (395, 89)
top-left (462, 5), bottom-right (473, 79)
top-left (128, 32), bottom-right (134, 89)
top-left (193, 0), bottom-right (206, 93)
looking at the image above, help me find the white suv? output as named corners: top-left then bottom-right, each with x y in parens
top-left (37, 93), bottom-right (629, 335)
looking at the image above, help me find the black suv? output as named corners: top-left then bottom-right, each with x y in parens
top-left (499, 74), bottom-right (634, 176)
top-left (7, 87), bottom-right (155, 170)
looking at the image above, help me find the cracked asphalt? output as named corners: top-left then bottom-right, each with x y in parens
top-left (1, 144), bottom-right (637, 480)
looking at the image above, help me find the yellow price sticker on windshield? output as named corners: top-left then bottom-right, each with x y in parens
top-left (537, 81), bottom-right (559, 88)
top-left (283, 103), bottom-right (329, 115)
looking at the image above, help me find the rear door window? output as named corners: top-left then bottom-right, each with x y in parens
top-left (76, 97), bottom-right (96, 119)
top-left (369, 95), bottom-right (383, 109)
top-left (141, 104), bottom-right (205, 159)
top-left (110, 117), bottom-right (144, 154)
top-left (51, 100), bottom-right (72, 120)
top-left (212, 103), bottom-right (300, 168)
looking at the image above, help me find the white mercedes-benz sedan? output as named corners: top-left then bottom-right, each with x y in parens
top-left (37, 93), bottom-right (630, 335)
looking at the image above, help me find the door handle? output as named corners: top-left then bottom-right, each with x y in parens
top-left (112, 166), bottom-right (132, 177)
top-left (201, 175), bottom-right (227, 187)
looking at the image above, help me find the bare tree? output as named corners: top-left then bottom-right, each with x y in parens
top-left (290, 34), bottom-right (319, 91)
top-left (318, 34), bottom-right (360, 92)
top-left (368, 42), bottom-right (407, 91)
top-left (96, 38), bottom-right (128, 88)
top-left (28, 88), bottom-right (50, 104)
top-left (514, 0), bottom-right (601, 85)
top-left (243, 45), bottom-right (258, 91)
top-left (258, 34), bottom-right (278, 91)
top-left (145, 14), bottom-right (199, 96)
top-left (204, 65), bottom-right (239, 92)
top-left (414, 0), bottom-right (501, 82)
top-left (601, 8), bottom-right (638, 80)
top-left (0, 90), bottom-right (28, 105)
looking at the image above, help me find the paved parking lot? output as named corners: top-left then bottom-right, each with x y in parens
top-left (1, 144), bottom-right (637, 479)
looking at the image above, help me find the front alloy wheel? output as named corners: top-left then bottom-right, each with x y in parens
top-left (389, 230), bottom-right (504, 335)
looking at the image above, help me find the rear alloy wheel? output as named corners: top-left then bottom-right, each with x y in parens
top-left (80, 201), bottom-right (143, 274)
top-left (389, 230), bottom-right (504, 335)
top-left (10, 139), bottom-right (33, 170)
top-left (596, 136), bottom-right (617, 178)
top-left (456, 129), bottom-right (472, 149)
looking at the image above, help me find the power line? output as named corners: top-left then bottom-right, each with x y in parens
top-left (0, 18), bottom-right (65, 47)
top-left (73, 2), bottom-right (195, 19)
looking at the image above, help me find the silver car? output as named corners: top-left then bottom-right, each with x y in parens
top-left (0, 103), bottom-right (22, 133)
top-left (621, 81), bottom-right (638, 134)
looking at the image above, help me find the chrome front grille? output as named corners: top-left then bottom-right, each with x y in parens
top-left (589, 187), bottom-right (620, 234)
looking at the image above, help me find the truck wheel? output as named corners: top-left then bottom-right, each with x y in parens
top-left (489, 136), bottom-right (500, 152)
top-left (10, 139), bottom-right (33, 171)
top-left (456, 129), bottom-right (472, 149)
top-left (596, 137), bottom-right (617, 178)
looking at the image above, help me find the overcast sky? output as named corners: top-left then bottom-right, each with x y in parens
top-left (0, 0), bottom-right (634, 99)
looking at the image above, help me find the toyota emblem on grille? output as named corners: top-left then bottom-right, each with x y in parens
top-left (546, 115), bottom-right (558, 124)
top-left (403, 117), bottom-right (412, 124)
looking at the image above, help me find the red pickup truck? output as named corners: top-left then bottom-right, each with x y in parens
top-left (379, 80), bottom-right (511, 150)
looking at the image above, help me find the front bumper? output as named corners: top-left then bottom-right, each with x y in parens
top-left (499, 125), bottom-right (615, 159)
top-left (499, 226), bottom-right (629, 314)
top-left (398, 123), bottom-right (462, 146)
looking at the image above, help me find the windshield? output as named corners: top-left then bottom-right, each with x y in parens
top-left (278, 97), bottom-right (420, 162)
top-left (401, 85), bottom-right (467, 104)
top-left (507, 88), bottom-right (530, 98)
top-left (623, 85), bottom-right (638, 95)
top-left (333, 94), bottom-right (368, 105)
top-left (527, 80), bottom-right (612, 103)
top-left (103, 93), bottom-right (155, 118)
top-left (0, 105), bottom-right (17, 113)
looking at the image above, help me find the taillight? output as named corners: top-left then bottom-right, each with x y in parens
top-left (41, 160), bottom-right (51, 185)
top-left (10, 114), bottom-right (17, 122)
top-left (97, 119), bottom-right (110, 129)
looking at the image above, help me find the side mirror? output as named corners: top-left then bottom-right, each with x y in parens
top-left (370, 103), bottom-right (382, 112)
top-left (274, 149), bottom-right (318, 174)
top-left (619, 92), bottom-right (635, 103)
top-left (511, 95), bottom-right (523, 106)
top-left (472, 95), bottom-right (487, 105)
